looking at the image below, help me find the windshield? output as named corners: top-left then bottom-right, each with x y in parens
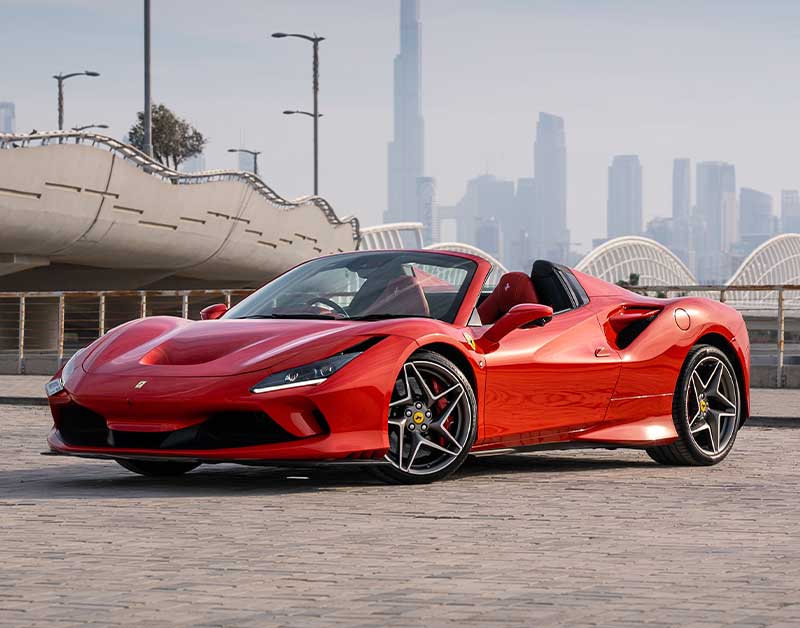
top-left (225, 251), bottom-right (477, 323)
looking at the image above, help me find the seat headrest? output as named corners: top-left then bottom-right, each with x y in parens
top-left (477, 272), bottom-right (538, 325)
top-left (531, 259), bottom-right (556, 279)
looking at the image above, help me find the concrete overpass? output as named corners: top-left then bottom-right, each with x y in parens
top-left (0, 131), bottom-right (360, 290)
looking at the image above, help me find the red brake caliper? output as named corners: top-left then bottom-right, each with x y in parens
top-left (430, 377), bottom-right (450, 446)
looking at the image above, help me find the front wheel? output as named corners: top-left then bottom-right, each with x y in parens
top-left (374, 351), bottom-right (477, 484)
top-left (116, 459), bottom-right (200, 477)
top-left (647, 345), bottom-right (742, 466)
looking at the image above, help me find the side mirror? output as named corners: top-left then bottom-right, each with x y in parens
top-left (480, 303), bottom-right (553, 346)
top-left (200, 303), bottom-right (228, 320)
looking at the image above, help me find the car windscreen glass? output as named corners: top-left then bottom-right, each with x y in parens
top-left (224, 251), bottom-right (478, 323)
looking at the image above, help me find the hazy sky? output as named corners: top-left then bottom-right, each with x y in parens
top-left (3, 0), bottom-right (800, 253)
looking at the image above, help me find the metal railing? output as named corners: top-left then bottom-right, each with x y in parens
top-left (0, 289), bottom-right (251, 375)
top-left (0, 130), bottom-right (361, 245)
top-left (1, 283), bottom-right (799, 381)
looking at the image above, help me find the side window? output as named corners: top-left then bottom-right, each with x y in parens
top-left (468, 308), bottom-right (483, 327)
top-left (559, 269), bottom-right (590, 308)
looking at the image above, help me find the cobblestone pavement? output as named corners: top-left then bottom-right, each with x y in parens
top-left (2, 405), bottom-right (799, 627)
top-left (0, 376), bottom-right (49, 400)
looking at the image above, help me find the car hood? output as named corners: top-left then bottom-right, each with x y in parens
top-left (80, 316), bottom-right (399, 378)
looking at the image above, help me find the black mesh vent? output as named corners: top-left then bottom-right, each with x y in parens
top-left (58, 405), bottom-right (108, 447)
top-left (616, 315), bottom-right (658, 349)
top-left (58, 406), bottom-right (298, 450)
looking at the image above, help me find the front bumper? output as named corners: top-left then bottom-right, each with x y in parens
top-left (46, 336), bottom-right (412, 464)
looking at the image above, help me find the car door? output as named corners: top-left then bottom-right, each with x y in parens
top-left (480, 273), bottom-right (621, 446)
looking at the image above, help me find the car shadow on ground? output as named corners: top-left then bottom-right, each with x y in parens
top-left (0, 451), bottom-right (657, 500)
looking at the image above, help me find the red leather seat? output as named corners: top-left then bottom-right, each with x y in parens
top-left (362, 274), bottom-right (430, 317)
top-left (477, 272), bottom-right (539, 325)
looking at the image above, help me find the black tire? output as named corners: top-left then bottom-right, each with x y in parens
top-left (116, 459), bottom-right (200, 477)
top-left (647, 344), bottom-right (741, 466)
top-left (373, 350), bottom-right (477, 484)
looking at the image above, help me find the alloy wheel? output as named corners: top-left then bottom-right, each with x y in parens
top-left (386, 360), bottom-right (473, 476)
top-left (685, 355), bottom-right (739, 456)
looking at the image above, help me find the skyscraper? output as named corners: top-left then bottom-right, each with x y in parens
top-left (782, 190), bottom-right (800, 233)
top-left (606, 155), bottom-right (642, 238)
top-left (0, 102), bottom-right (15, 133)
top-left (416, 176), bottom-right (435, 245)
top-left (476, 217), bottom-right (502, 260)
top-left (671, 158), bottom-right (691, 264)
top-left (512, 177), bottom-right (536, 269)
top-left (739, 187), bottom-right (774, 251)
top-left (532, 113), bottom-right (568, 262)
top-left (695, 161), bottom-right (736, 281)
top-left (452, 174), bottom-right (514, 261)
top-left (385, 0), bottom-right (425, 225)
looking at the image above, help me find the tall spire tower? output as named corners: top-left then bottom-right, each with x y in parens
top-left (385, 0), bottom-right (425, 224)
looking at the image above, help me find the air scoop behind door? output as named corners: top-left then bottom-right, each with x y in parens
top-left (603, 304), bottom-right (663, 350)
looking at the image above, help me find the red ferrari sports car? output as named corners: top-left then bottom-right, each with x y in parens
top-left (45, 250), bottom-right (750, 483)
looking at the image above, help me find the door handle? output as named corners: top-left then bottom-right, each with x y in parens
top-left (594, 346), bottom-right (611, 358)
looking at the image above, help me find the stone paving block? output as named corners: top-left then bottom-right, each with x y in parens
top-left (1, 404), bottom-right (799, 626)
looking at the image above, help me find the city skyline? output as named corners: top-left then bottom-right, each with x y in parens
top-left (385, 0), bottom-right (425, 226)
top-left (607, 154), bottom-right (642, 239)
top-left (2, 1), bottom-right (800, 255)
top-left (0, 102), bottom-right (15, 134)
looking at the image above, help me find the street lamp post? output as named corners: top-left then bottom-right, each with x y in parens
top-left (143, 0), bottom-right (153, 157)
top-left (272, 32), bottom-right (324, 196)
top-left (283, 110), bottom-right (323, 119)
top-left (228, 148), bottom-right (262, 176)
top-left (71, 124), bottom-right (109, 132)
top-left (52, 71), bottom-right (100, 130)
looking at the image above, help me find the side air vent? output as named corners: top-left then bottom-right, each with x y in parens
top-left (605, 306), bottom-right (662, 350)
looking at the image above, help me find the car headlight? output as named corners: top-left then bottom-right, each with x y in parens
top-left (250, 351), bottom-right (362, 394)
top-left (45, 348), bottom-right (86, 396)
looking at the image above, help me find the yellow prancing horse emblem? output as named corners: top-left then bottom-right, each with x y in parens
top-left (412, 411), bottom-right (425, 424)
top-left (463, 332), bottom-right (476, 351)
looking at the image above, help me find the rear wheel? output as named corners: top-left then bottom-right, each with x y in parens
top-left (116, 459), bottom-right (200, 477)
top-left (374, 351), bottom-right (477, 484)
top-left (647, 345), bottom-right (741, 466)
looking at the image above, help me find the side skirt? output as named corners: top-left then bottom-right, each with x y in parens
top-left (41, 450), bottom-right (391, 468)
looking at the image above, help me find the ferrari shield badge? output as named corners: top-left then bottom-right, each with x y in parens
top-left (462, 331), bottom-right (476, 351)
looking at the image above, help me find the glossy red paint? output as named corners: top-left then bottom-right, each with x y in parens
top-left (45, 250), bottom-right (750, 471)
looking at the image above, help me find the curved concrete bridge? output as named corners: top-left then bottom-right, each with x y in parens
top-left (0, 132), bottom-right (359, 289)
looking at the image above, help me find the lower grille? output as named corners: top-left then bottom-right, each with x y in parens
top-left (57, 406), bottom-right (298, 450)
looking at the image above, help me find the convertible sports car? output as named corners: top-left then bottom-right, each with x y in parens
top-left (45, 250), bottom-right (750, 483)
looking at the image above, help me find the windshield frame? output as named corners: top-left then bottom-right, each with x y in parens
top-left (223, 250), bottom-right (492, 326)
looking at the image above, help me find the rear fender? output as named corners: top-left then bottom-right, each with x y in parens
top-left (605, 297), bottom-right (745, 399)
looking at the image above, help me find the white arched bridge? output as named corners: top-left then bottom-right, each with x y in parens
top-left (575, 234), bottom-right (800, 306)
top-left (575, 236), bottom-right (697, 287)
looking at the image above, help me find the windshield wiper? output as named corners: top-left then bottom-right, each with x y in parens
top-left (348, 314), bottom-right (433, 321)
top-left (233, 313), bottom-right (339, 320)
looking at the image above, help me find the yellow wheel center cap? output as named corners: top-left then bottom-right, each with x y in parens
top-left (412, 411), bottom-right (425, 424)
top-left (699, 399), bottom-right (708, 413)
